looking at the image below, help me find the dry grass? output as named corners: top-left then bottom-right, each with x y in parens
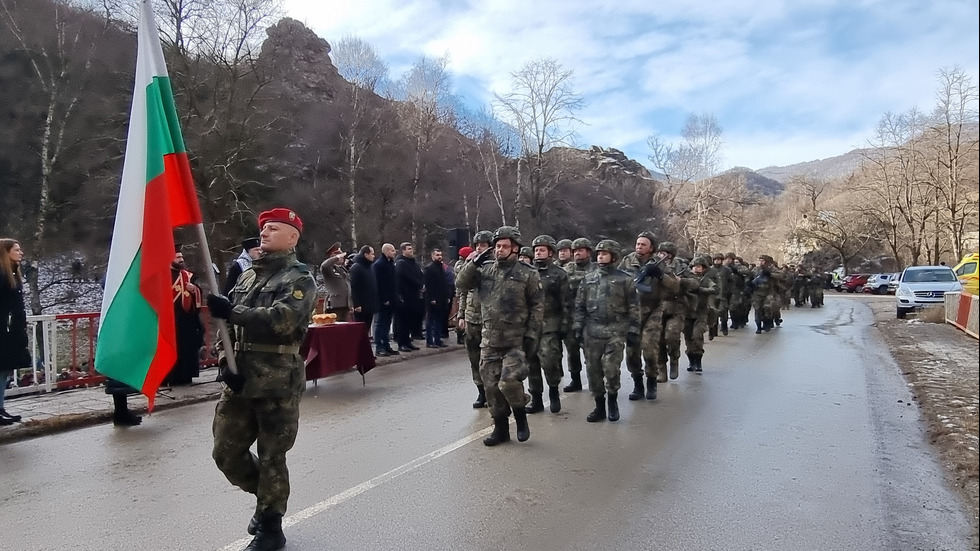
top-left (918, 306), bottom-right (947, 324)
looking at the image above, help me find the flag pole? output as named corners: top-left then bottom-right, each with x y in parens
top-left (193, 223), bottom-right (239, 374)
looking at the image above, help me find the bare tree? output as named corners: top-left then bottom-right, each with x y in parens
top-left (494, 58), bottom-right (584, 227)
top-left (394, 54), bottom-right (454, 243)
top-left (456, 106), bottom-right (518, 227)
top-left (332, 35), bottom-right (389, 244)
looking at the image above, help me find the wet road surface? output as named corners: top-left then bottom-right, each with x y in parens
top-left (0, 296), bottom-right (973, 550)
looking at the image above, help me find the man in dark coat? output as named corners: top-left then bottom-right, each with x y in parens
top-left (394, 242), bottom-right (424, 352)
top-left (423, 248), bottom-right (450, 348)
top-left (165, 248), bottom-right (204, 386)
top-left (349, 246), bottom-right (379, 330)
top-left (372, 243), bottom-right (399, 356)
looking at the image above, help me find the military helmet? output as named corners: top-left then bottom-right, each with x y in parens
top-left (492, 225), bottom-right (522, 247)
top-left (519, 246), bottom-right (533, 258)
top-left (571, 237), bottom-right (593, 250)
top-left (690, 255), bottom-right (711, 268)
top-left (531, 235), bottom-right (557, 252)
top-left (473, 230), bottom-right (494, 245)
top-left (636, 230), bottom-right (657, 246)
top-left (712, 252), bottom-right (725, 260)
top-left (658, 241), bottom-right (678, 256)
top-left (595, 239), bottom-right (622, 259)
top-left (556, 238), bottom-right (573, 251)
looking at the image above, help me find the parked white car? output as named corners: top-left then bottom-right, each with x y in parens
top-left (895, 266), bottom-right (962, 319)
top-left (862, 273), bottom-right (895, 294)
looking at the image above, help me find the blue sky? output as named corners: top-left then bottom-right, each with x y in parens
top-left (282, 0), bottom-right (979, 171)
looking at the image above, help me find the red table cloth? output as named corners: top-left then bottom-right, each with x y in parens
top-left (301, 322), bottom-right (377, 382)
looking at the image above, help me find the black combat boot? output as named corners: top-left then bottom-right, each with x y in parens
top-left (563, 372), bottom-right (583, 392)
top-left (628, 375), bottom-right (644, 401)
top-left (586, 396), bottom-right (606, 422)
top-left (645, 378), bottom-right (657, 400)
top-left (686, 353), bottom-right (696, 372)
top-left (525, 392), bottom-right (544, 414)
top-left (721, 320), bottom-right (729, 336)
top-left (472, 385), bottom-right (487, 409)
top-left (669, 357), bottom-right (679, 380)
top-left (607, 393), bottom-right (620, 422)
top-left (483, 416), bottom-right (511, 446)
top-left (755, 321), bottom-right (763, 334)
top-left (247, 512), bottom-right (261, 535)
top-left (693, 354), bottom-right (703, 372)
top-left (708, 324), bottom-right (717, 341)
top-left (0, 408), bottom-right (22, 422)
top-left (112, 394), bottom-right (142, 426)
top-left (244, 511), bottom-right (286, 551)
top-left (548, 386), bottom-right (561, 413)
top-left (513, 407), bottom-right (530, 442)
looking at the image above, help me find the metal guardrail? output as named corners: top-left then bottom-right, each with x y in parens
top-left (5, 309), bottom-right (220, 398)
top-left (943, 291), bottom-right (979, 339)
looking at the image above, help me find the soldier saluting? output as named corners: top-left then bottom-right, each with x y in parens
top-left (456, 226), bottom-right (544, 446)
top-left (206, 208), bottom-right (317, 551)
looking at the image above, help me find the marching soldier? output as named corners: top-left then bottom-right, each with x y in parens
top-left (556, 238), bottom-right (574, 268)
top-left (807, 268), bottom-right (825, 308)
top-left (618, 230), bottom-right (659, 401)
top-left (748, 254), bottom-right (779, 334)
top-left (649, 242), bottom-right (697, 382)
top-left (684, 256), bottom-right (718, 372)
top-left (709, 253), bottom-right (732, 337)
top-left (207, 208), bottom-right (318, 551)
top-left (562, 237), bottom-right (596, 392)
top-left (456, 226), bottom-right (544, 446)
top-left (727, 254), bottom-right (752, 329)
top-left (525, 235), bottom-right (572, 415)
top-left (456, 230), bottom-right (494, 408)
top-left (573, 240), bottom-right (639, 422)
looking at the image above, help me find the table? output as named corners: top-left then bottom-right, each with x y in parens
top-left (300, 322), bottom-right (377, 384)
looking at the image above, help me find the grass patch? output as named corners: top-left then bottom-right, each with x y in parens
top-left (918, 306), bottom-right (947, 324)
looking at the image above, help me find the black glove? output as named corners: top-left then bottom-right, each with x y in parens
top-left (642, 262), bottom-right (663, 280)
top-left (474, 248), bottom-right (493, 266)
top-left (574, 328), bottom-right (584, 343)
top-left (207, 294), bottom-right (233, 319)
top-left (216, 361), bottom-right (245, 393)
top-left (626, 332), bottom-right (640, 348)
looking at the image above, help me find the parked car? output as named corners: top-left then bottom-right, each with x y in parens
top-left (895, 265), bottom-right (962, 319)
top-left (841, 273), bottom-right (870, 293)
top-left (953, 253), bottom-right (978, 296)
top-left (885, 272), bottom-right (900, 294)
top-left (862, 273), bottom-right (894, 294)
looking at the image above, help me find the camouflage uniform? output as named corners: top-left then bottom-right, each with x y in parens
top-left (749, 256), bottom-right (779, 333)
top-left (574, 240), bottom-right (639, 422)
top-left (683, 256), bottom-right (718, 371)
top-left (727, 257), bottom-right (752, 329)
top-left (792, 268), bottom-right (809, 307)
top-left (456, 226), bottom-right (543, 445)
top-left (455, 230), bottom-right (493, 407)
top-left (708, 255), bottom-right (733, 337)
top-left (562, 238), bottom-right (596, 391)
top-left (618, 248), bottom-right (655, 382)
top-left (807, 270), bottom-right (825, 307)
top-left (211, 249), bottom-right (317, 520)
top-left (526, 236), bottom-right (572, 414)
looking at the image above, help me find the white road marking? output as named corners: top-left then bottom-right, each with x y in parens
top-left (217, 425), bottom-right (494, 551)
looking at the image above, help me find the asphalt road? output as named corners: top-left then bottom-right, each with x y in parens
top-left (0, 297), bottom-right (974, 551)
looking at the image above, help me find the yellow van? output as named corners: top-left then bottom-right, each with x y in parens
top-left (953, 253), bottom-right (979, 295)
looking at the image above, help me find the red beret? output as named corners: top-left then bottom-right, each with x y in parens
top-left (458, 246), bottom-right (473, 258)
top-left (258, 208), bottom-right (303, 233)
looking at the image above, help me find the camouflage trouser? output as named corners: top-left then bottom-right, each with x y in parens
top-left (563, 333), bottom-right (583, 374)
top-left (212, 389), bottom-right (301, 516)
top-left (793, 286), bottom-right (807, 306)
top-left (683, 316), bottom-right (708, 356)
top-left (464, 322), bottom-right (483, 387)
top-left (528, 331), bottom-right (565, 393)
top-left (752, 293), bottom-right (779, 323)
top-left (583, 335), bottom-right (625, 399)
top-left (729, 293), bottom-right (750, 325)
top-left (480, 346), bottom-right (530, 418)
top-left (641, 311), bottom-right (683, 371)
top-left (808, 287), bottom-right (824, 306)
top-left (627, 310), bottom-right (655, 378)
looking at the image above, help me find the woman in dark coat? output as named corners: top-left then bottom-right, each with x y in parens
top-left (0, 238), bottom-right (29, 424)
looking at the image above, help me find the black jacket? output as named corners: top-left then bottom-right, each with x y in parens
top-left (395, 255), bottom-right (424, 307)
top-left (372, 254), bottom-right (397, 308)
top-left (424, 261), bottom-right (450, 309)
top-left (0, 275), bottom-right (30, 373)
top-left (350, 253), bottom-right (379, 315)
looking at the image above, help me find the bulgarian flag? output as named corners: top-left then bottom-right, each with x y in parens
top-left (97, 0), bottom-right (203, 410)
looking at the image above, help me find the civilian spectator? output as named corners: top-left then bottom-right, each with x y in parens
top-left (423, 248), bottom-right (450, 348)
top-left (372, 243), bottom-right (399, 357)
top-left (349, 245), bottom-right (379, 330)
top-left (395, 242), bottom-right (424, 352)
top-left (0, 238), bottom-right (28, 424)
